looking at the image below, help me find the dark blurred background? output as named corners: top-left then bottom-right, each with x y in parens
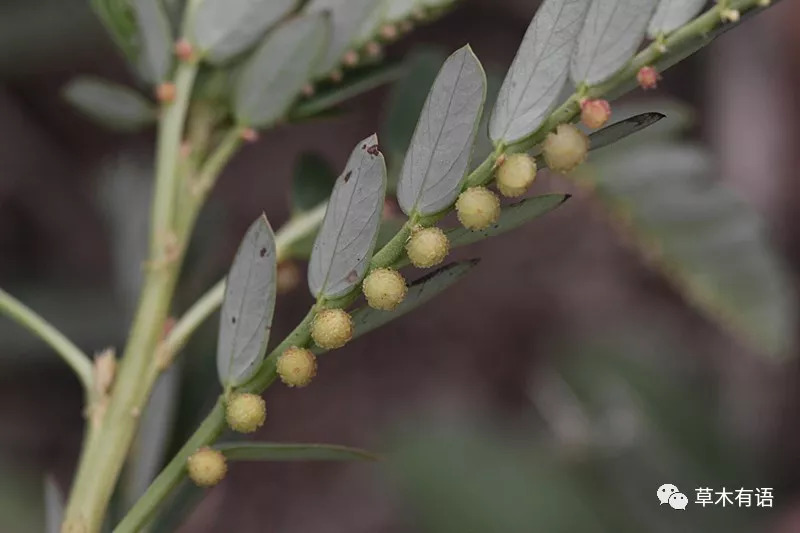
top-left (2, 0), bottom-right (800, 532)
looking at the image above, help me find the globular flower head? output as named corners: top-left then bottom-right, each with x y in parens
top-left (187, 447), bottom-right (227, 487)
top-left (406, 226), bottom-right (450, 268)
top-left (637, 66), bottom-right (660, 90)
top-left (311, 308), bottom-right (353, 349)
top-left (580, 99), bottom-right (611, 129)
top-left (225, 393), bottom-right (266, 433)
top-left (363, 268), bottom-right (407, 310)
top-left (455, 187), bottom-right (501, 231)
top-left (542, 123), bottom-right (589, 173)
top-left (277, 346), bottom-right (317, 387)
top-left (156, 82), bottom-right (176, 103)
top-left (496, 153), bottom-right (537, 198)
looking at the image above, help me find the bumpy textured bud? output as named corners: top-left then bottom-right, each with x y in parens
top-left (406, 227), bottom-right (450, 268)
top-left (363, 268), bottom-right (407, 310)
top-left (637, 66), bottom-right (660, 90)
top-left (580, 99), bottom-right (611, 129)
top-left (277, 346), bottom-right (317, 387)
top-left (187, 447), bottom-right (227, 487)
top-left (311, 309), bottom-right (353, 349)
top-left (496, 153), bottom-right (537, 198)
top-left (456, 187), bottom-right (501, 230)
top-left (225, 393), bottom-right (266, 433)
top-left (542, 124), bottom-right (589, 173)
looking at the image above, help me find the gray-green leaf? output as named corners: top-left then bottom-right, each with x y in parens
top-left (397, 46), bottom-right (486, 216)
top-left (234, 13), bottom-right (329, 127)
top-left (306, 0), bottom-right (384, 76)
top-left (647, 0), bottom-right (706, 38)
top-left (571, 0), bottom-right (659, 86)
top-left (63, 77), bottom-right (157, 132)
top-left (587, 112), bottom-right (665, 152)
top-left (308, 134), bottom-right (387, 299)
top-left (584, 143), bottom-right (796, 359)
top-left (192, 0), bottom-right (298, 64)
top-left (489, 0), bottom-right (590, 144)
top-left (348, 260), bottom-right (478, 342)
top-left (217, 215), bottom-right (277, 387)
top-left (132, 0), bottom-right (173, 83)
top-left (216, 442), bottom-right (379, 461)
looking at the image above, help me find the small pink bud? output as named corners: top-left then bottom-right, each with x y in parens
top-left (379, 24), bottom-right (399, 41)
top-left (637, 66), bottom-right (660, 90)
top-left (329, 69), bottom-right (344, 83)
top-left (240, 128), bottom-right (259, 143)
top-left (342, 50), bottom-right (359, 67)
top-left (365, 41), bottom-right (382, 59)
top-left (580, 99), bottom-right (611, 129)
top-left (156, 82), bottom-right (176, 103)
top-left (174, 39), bottom-right (194, 62)
top-left (301, 83), bottom-right (315, 98)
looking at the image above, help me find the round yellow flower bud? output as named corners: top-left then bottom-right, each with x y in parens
top-left (406, 227), bottom-right (450, 268)
top-left (225, 393), bottom-right (266, 433)
top-left (311, 308), bottom-right (353, 349)
top-left (362, 268), bottom-right (407, 310)
top-left (542, 123), bottom-right (589, 173)
top-left (455, 186), bottom-right (501, 230)
top-left (277, 346), bottom-right (317, 387)
top-left (496, 153), bottom-right (537, 198)
top-left (187, 447), bottom-right (227, 487)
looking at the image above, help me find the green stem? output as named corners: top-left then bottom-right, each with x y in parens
top-left (114, 309), bottom-right (316, 533)
top-left (150, 61), bottom-right (199, 259)
top-left (62, 65), bottom-right (200, 533)
top-left (0, 288), bottom-right (93, 393)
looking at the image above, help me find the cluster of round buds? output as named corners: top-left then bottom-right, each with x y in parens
top-left (406, 226), bottom-right (450, 268)
top-left (363, 268), bottom-right (407, 310)
top-left (455, 187), bottom-right (501, 231)
top-left (637, 66), bottom-right (660, 90)
top-left (496, 153), bottom-right (537, 198)
top-left (187, 447), bottom-right (227, 487)
top-left (580, 99), bottom-right (611, 129)
top-left (542, 124), bottom-right (589, 174)
top-left (277, 346), bottom-right (317, 387)
top-left (225, 393), bottom-right (266, 434)
top-left (311, 308), bottom-right (353, 349)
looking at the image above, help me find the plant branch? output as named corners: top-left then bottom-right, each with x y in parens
top-left (117, 0), bottom-right (779, 528)
top-left (0, 288), bottom-right (93, 393)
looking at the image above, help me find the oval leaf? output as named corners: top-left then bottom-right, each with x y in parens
top-left (234, 13), bottom-right (329, 127)
top-left (306, 0), bottom-right (384, 76)
top-left (489, 0), bottom-right (591, 144)
top-left (63, 77), bottom-right (157, 132)
top-left (647, 0), bottom-right (706, 38)
top-left (586, 112), bottom-right (666, 152)
top-left (346, 260), bottom-right (479, 344)
top-left (192, 0), bottom-right (298, 64)
top-left (570, 0), bottom-right (659, 86)
top-left (216, 442), bottom-right (379, 461)
top-left (397, 46), bottom-right (486, 216)
top-left (217, 215), bottom-right (277, 387)
top-left (308, 134), bottom-right (387, 299)
top-left (132, 0), bottom-right (173, 83)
